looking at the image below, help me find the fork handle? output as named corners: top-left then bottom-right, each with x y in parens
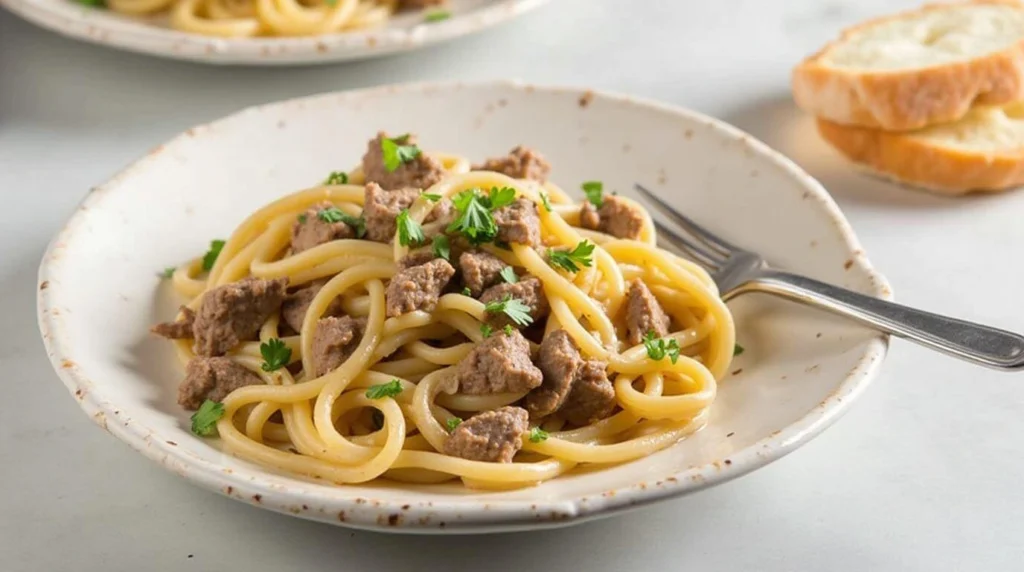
top-left (743, 271), bottom-right (1024, 370)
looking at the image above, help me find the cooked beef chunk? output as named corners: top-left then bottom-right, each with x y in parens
top-left (443, 406), bottom-right (529, 463)
top-left (290, 202), bottom-right (356, 253)
top-left (280, 280), bottom-right (344, 333)
top-left (624, 279), bottom-right (671, 345)
top-left (457, 329), bottom-right (543, 394)
top-left (178, 357), bottom-right (263, 410)
top-left (524, 330), bottom-right (581, 418)
top-left (425, 197), bottom-right (454, 225)
top-left (578, 196), bottom-right (645, 240)
top-left (385, 258), bottom-right (456, 318)
top-left (458, 250), bottom-right (508, 297)
top-left (311, 316), bottom-right (367, 377)
top-left (361, 132), bottom-right (445, 191)
top-left (493, 198), bottom-right (541, 246)
top-left (561, 360), bottom-right (616, 426)
top-left (472, 146), bottom-right (551, 182)
top-left (363, 183), bottom-right (419, 243)
top-left (479, 276), bottom-right (549, 328)
top-left (398, 249), bottom-right (439, 269)
top-left (192, 278), bottom-right (288, 356)
top-left (152, 306), bottom-right (195, 339)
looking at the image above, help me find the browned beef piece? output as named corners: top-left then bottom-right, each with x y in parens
top-left (493, 198), bottom-right (541, 246)
top-left (385, 258), bottom-right (455, 318)
top-left (363, 182), bottom-right (419, 243)
top-left (290, 202), bottom-right (356, 253)
top-left (479, 275), bottom-right (549, 328)
top-left (624, 279), bottom-right (671, 345)
top-left (524, 329), bottom-right (581, 418)
top-left (472, 146), bottom-right (551, 182)
top-left (577, 196), bottom-right (644, 240)
top-left (152, 306), bottom-right (195, 339)
top-left (193, 278), bottom-right (288, 356)
top-left (424, 197), bottom-right (454, 225)
top-left (457, 329), bottom-right (542, 394)
top-left (311, 316), bottom-right (367, 377)
top-left (178, 357), bottom-right (263, 410)
top-left (443, 406), bottom-right (529, 463)
top-left (280, 280), bottom-right (345, 333)
top-left (361, 132), bottom-right (445, 191)
top-left (458, 250), bottom-right (507, 297)
top-left (561, 360), bottom-right (616, 425)
top-left (398, 249), bottom-right (438, 269)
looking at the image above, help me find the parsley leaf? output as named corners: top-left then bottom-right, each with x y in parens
top-left (461, 287), bottom-right (472, 296)
top-left (190, 400), bottom-right (224, 437)
top-left (480, 323), bottom-right (494, 338)
top-left (528, 427), bottom-right (549, 443)
top-left (447, 189), bottom-right (498, 245)
top-left (483, 295), bottom-right (533, 327)
top-left (396, 209), bottom-right (425, 246)
top-left (317, 207), bottom-right (367, 238)
top-left (260, 338), bottom-right (291, 372)
top-left (297, 213), bottom-right (307, 224)
top-left (499, 266), bottom-right (518, 284)
top-left (381, 135), bottom-right (421, 173)
top-left (539, 191), bottom-right (552, 212)
top-left (366, 379), bottom-right (403, 399)
top-left (582, 181), bottom-right (604, 207)
top-left (547, 240), bottom-right (596, 273)
top-left (488, 186), bottom-right (517, 209)
top-left (160, 267), bottom-right (175, 279)
top-left (422, 193), bottom-right (442, 202)
top-left (324, 171), bottom-right (349, 185)
top-left (432, 235), bottom-right (451, 261)
top-left (202, 239), bottom-right (225, 272)
top-left (643, 331), bottom-right (681, 364)
top-left (74, 0), bottom-right (105, 6)
top-left (734, 343), bottom-right (745, 356)
top-left (425, 9), bottom-right (451, 22)
top-left (503, 324), bottom-right (514, 336)
top-left (445, 417), bottom-right (463, 431)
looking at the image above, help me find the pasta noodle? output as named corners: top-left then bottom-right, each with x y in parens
top-left (156, 138), bottom-right (735, 489)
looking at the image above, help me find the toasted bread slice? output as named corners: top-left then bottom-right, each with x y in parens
top-left (817, 102), bottom-right (1024, 194)
top-left (794, 1), bottom-right (1024, 131)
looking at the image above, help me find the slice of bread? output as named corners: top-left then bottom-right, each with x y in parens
top-left (817, 102), bottom-right (1024, 194)
top-left (793, 1), bottom-right (1024, 131)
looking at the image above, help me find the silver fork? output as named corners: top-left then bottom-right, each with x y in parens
top-left (634, 184), bottom-right (1024, 370)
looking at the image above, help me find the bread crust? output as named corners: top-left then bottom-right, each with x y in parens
top-left (793, 0), bottom-right (1024, 131)
top-left (816, 117), bottom-right (1024, 194)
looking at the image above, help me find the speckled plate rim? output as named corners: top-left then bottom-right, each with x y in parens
top-left (37, 80), bottom-right (892, 533)
top-left (0, 0), bottom-right (551, 65)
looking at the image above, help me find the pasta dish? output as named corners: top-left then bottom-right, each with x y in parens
top-left (152, 132), bottom-right (736, 489)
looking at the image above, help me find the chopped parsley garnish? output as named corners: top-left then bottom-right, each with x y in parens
top-left (480, 324), bottom-right (494, 338)
top-left (446, 186), bottom-right (517, 245)
top-left (643, 331), bottom-right (681, 364)
top-left (190, 400), bottom-right (224, 437)
top-left (424, 9), bottom-right (451, 22)
top-left (260, 338), bottom-right (291, 372)
top-left (499, 266), bottom-right (518, 284)
top-left (461, 287), bottom-right (472, 296)
top-left (381, 135), bottom-right (421, 173)
top-left (422, 193), bottom-right (442, 202)
top-left (431, 235), bottom-right (451, 261)
top-left (503, 324), bottom-right (514, 336)
top-left (539, 191), bottom-right (553, 212)
top-left (734, 343), bottom-right (745, 356)
top-left (324, 171), bottom-right (349, 185)
top-left (528, 427), bottom-right (549, 443)
top-left (582, 181), bottom-right (604, 207)
top-left (317, 206), bottom-right (366, 238)
top-left (160, 267), bottom-right (175, 279)
top-left (74, 0), bottom-right (105, 6)
top-left (445, 417), bottom-right (463, 431)
top-left (396, 209), bottom-right (425, 246)
top-left (365, 379), bottom-right (403, 400)
top-left (547, 240), bottom-right (596, 273)
top-left (483, 295), bottom-right (533, 327)
top-left (202, 239), bottom-right (225, 272)
top-left (297, 213), bottom-right (307, 224)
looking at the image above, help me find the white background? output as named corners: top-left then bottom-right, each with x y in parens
top-left (3, 1), bottom-right (1024, 570)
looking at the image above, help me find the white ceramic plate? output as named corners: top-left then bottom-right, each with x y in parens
top-left (0, 0), bottom-right (549, 65)
top-left (37, 80), bottom-right (891, 533)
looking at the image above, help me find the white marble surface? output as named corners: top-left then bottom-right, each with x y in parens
top-left (3, 0), bottom-right (1024, 570)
